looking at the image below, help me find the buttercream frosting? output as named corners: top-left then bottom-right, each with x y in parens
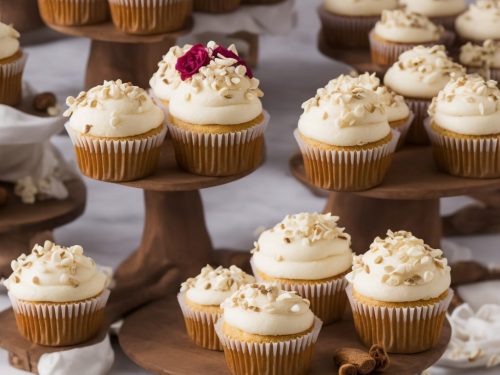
top-left (180, 265), bottom-right (255, 306)
top-left (3, 241), bottom-right (109, 303)
top-left (251, 213), bottom-right (352, 280)
top-left (384, 45), bottom-right (466, 99)
top-left (298, 77), bottom-right (391, 146)
top-left (63, 80), bottom-right (165, 138)
top-left (402, 0), bottom-right (467, 17)
top-left (347, 230), bottom-right (451, 302)
top-left (324, 0), bottom-right (399, 16)
top-left (0, 22), bottom-right (20, 60)
top-left (455, 0), bottom-right (500, 42)
top-left (428, 74), bottom-right (500, 135)
top-left (374, 10), bottom-right (444, 43)
top-left (169, 42), bottom-right (263, 125)
top-left (149, 44), bottom-right (192, 103)
top-left (221, 283), bottom-right (315, 336)
top-left (460, 40), bottom-right (500, 69)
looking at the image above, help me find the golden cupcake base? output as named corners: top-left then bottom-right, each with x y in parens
top-left (0, 51), bottom-right (26, 107)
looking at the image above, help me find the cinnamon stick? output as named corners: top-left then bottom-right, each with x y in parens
top-left (334, 348), bottom-right (376, 375)
top-left (369, 344), bottom-right (390, 371)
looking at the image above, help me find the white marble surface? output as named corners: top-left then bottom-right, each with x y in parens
top-left (1, 0), bottom-right (500, 374)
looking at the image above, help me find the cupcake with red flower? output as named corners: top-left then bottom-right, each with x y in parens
top-left (167, 41), bottom-right (268, 176)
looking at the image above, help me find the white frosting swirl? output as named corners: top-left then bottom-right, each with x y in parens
top-left (324, 0), bottom-right (399, 16)
top-left (169, 42), bottom-right (263, 125)
top-left (0, 22), bottom-right (20, 60)
top-left (402, 0), bottom-right (467, 17)
top-left (150, 44), bottom-right (192, 103)
top-left (455, 0), bottom-right (500, 42)
top-left (221, 283), bottom-right (315, 336)
top-left (384, 45), bottom-right (466, 99)
top-left (347, 231), bottom-right (451, 302)
top-left (428, 74), bottom-right (500, 135)
top-left (374, 10), bottom-right (444, 43)
top-left (64, 80), bottom-right (165, 138)
top-left (180, 265), bottom-right (255, 306)
top-left (299, 77), bottom-right (391, 146)
top-left (251, 213), bottom-right (352, 280)
top-left (460, 40), bottom-right (500, 69)
top-left (3, 241), bottom-right (109, 303)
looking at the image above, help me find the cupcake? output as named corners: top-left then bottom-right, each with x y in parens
top-left (167, 41), bottom-right (267, 176)
top-left (369, 10), bottom-right (453, 67)
top-left (149, 44), bottom-right (192, 109)
top-left (0, 22), bottom-right (26, 106)
top-left (178, 265), bottom-right (254, 351)
top-left (320, 0), bottom-right (399, 49)
top-left (427, 74), bottom-right (500, 178)
top-left (401, 0), bottom-right (466, 31)
top-left (215, 283), bottom-right (322, 375)
top-left (455, 0), bottom-right (500, 44)
top-left (2, 241), bottom-right (110, 346)
top-left (346, 230), bottom-right (453, 354)
top-left (250, 212), bottom-right (352, 324)
top-left (295, 77), bottom-right (398, 192)
top-left (109, 0), bottom-right (192, 35)
top-left (460, 40), bottom-right (500, 81)
top-left (38, 0), bottom-right (109, 26)
top-left (63, 80), bottom-right (166, 182)
top-left (194, 0), bottom-right (240, 13)
top-left (384, 45), bottom-right (466, 144)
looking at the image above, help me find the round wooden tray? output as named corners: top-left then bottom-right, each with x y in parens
top-left (290, 146), bottom-right (500, 200)
top-left (119, 295), bottom-right (451, 375)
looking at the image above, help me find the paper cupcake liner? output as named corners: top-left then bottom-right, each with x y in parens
top-left (0, 53), bottom-right (27, 106)
top-left (177, 293), bottom-right (223, 351)
top-left (251, 261), bottom-right (348, 325)
top-left (167, 112), bottom-right (269, 176)
top-left (65, 123), bottom-right (167, 182)
top-left (109, 0), bottom-right (192, 35)
top-left (425, 119), bottom-right (500, 178)
top-left (390, 111), bottom-right (415, 151)
top-left (194, 0), bottom-right (240, 13)
top-left (38, 0), bottom-right (110, 26)
top-left (346, 285), bottom-right (453, 354)
top-left (318, 6), bottom-right (379, 49)
top-left (294, 129), bottom-right (399, 192)
top-left (8, 289), bottom-right (110, 347)
top-left (369, 30), bottom-right (455, 67)
top-left (405, 97), bottom-right (432, 145)
top-left (215, 317), bottom-right (322, 375)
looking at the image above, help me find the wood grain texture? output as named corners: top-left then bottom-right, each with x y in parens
top-left (118, 296), bottom-right (451, 375)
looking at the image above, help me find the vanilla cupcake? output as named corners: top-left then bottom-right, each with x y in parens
top-left (402, 0), bottom-right (466, 30)
top-left (427, 74), bottom-right (500, 178)
top-left (347, 231), bottom-right (453, 353)
top-left (178, 265), bottom-right (254, 351)
top-left (295, 77), bottom-right (398, 192)
top-left (64, 80), bottom-right (166, 182)
top-left (320, 0), bottom-right (399, 49)
top-left (167, 41), bottom-right (267, 176)
top-left (369, 10), bottom-right (452, 67)
top-left (149, 44), bottom-right (192, 108)
top-left (215, 283), bottom-right (322, 375)
top-left (455, 0), bottom-right (500, 44)
top-left (38, 0), bottom-right (109, 26)
top-left (460, 40), bottom-right (500, 81)
top-left (384, 45), bottom-right (466, 144)
top-left (3, 241), bottom-right (110, 346)
top-left (251, 213), bottom-right (352, 324)
top-left (0, 22), bottom-right (26, 106)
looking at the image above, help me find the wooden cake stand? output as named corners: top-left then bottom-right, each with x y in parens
top-left (43, 21), bottom-right (192, 89)
top-left (118, 296), bottom-right (451, 375)
top-left (0, 179), bottom-right (86, 278)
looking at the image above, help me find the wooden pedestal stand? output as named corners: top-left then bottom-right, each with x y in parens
top-left (44, 21), bottom-right (191, 89)
top-left (0, 179), bottom-right (86, 278)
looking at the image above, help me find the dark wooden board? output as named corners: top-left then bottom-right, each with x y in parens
top-left (290, 147), bottom-right (500, 200)
top-left (119, 295), bottom-right (451, 375)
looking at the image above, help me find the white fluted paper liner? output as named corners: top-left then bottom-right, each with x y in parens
top-left (0, 52), bottom-right (27, 78)
top-left (0, 52), bottom-right (27, 105)
top-left (391, 111), bottom-right (414, 150)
